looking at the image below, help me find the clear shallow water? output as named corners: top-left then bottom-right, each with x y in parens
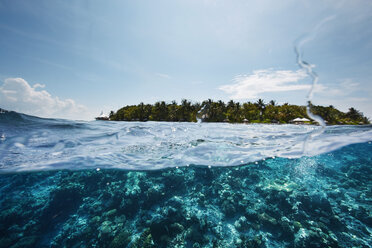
top-left (0, 111), bottom-right (371, 248)
top-left (1, 111), bottom-right (372, 171)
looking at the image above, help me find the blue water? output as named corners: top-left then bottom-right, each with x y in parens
top-left (0, 111), bottom-right (371, 247)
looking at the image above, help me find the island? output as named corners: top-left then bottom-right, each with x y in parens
top-left (107, 99), bottom-right (370, 125)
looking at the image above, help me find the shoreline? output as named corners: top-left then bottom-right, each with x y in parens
top-left (99, 119), bottom-right (370, 126)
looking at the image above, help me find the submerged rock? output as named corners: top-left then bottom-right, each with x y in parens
top-left (133, 228), bottom-right (154, 248)
top-left (110, 230), bottom-right (131, 248)
top-left (100, 220), bottom-right (114, 235)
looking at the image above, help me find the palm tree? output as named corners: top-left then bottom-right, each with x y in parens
top-left (137, 102), bottom-right (145, 121)
top-left (346, 107), bottom-right (362, 120)
top-left (257, 99), bottom-right (265, 109)
top-left (256, 99), bottom-right (265, 120)
top-left (227, 100), bottom-right (235, 109)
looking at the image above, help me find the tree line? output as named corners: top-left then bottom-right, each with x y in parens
top-left (108, 99), bottom-right (370, 125)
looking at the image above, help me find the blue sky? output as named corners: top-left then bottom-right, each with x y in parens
top-left (0, 0), bottom-right (371, 120)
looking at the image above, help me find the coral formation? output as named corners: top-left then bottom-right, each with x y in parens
top-left (0, 142), bottom-right (371, 247)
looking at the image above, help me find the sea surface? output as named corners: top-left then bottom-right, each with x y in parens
top-left (0, 111), bottom-right (371, 247)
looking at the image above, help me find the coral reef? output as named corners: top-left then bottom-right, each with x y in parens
top-left (0, 142), bottom-right (371, 247)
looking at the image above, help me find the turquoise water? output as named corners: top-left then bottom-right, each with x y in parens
top-left (0, 111), bottom-right (371, 247)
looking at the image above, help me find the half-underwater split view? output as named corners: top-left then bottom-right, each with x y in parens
top-left (0, 1), bottom-right (371, 248)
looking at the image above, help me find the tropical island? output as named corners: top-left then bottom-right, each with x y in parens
top-left (108, 99), bottom-right (370, 125)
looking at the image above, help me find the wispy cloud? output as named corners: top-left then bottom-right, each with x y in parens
top-left (191, 80), bottom-right (204, 85)
top-left (219, 69), bottom-right (310, 99)
top-left (0, 23), bottom-right (67, 50)
top-left (156, 73), bottom-right (171, 79)
top-left (318, 79), bottom-right (360, 97)
top-left (0, 78), bottom-right (87, 120)
top-left (346, 97), bottom-right (369, 102)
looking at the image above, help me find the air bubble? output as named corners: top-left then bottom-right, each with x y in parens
top-left (14, 143), bottom-right (25, 148)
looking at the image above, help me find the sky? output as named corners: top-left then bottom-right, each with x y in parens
top-left (0, 0), bottom-right (371, 120)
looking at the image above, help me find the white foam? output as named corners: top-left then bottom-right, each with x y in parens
top-left (0, 121), bottom-right (371, 171)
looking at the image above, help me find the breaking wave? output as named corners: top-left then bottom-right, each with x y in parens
top-left (1, 111), bottom-right (372, 172)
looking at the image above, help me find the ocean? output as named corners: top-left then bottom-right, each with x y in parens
top-left (0, 111), bottom-right (371, 247)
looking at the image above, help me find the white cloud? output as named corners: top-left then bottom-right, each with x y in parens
top-left (219, 69), bottom-right (310, 99)
top-left (0, 78), bottom-right (87, 120)
top-left (33, 83), bottom-right (45, 89)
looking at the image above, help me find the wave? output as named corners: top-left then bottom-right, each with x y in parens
top-left (0, 109), bottom-right (41, 123)
top-left (1, 111), bottom-right (372, 172)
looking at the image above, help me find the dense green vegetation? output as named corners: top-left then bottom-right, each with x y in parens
top-left (109, 99), bottom-right (370, 125)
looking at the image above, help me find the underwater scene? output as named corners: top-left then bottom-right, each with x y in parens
top-left (0, 111), bottom-right (371, 248)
